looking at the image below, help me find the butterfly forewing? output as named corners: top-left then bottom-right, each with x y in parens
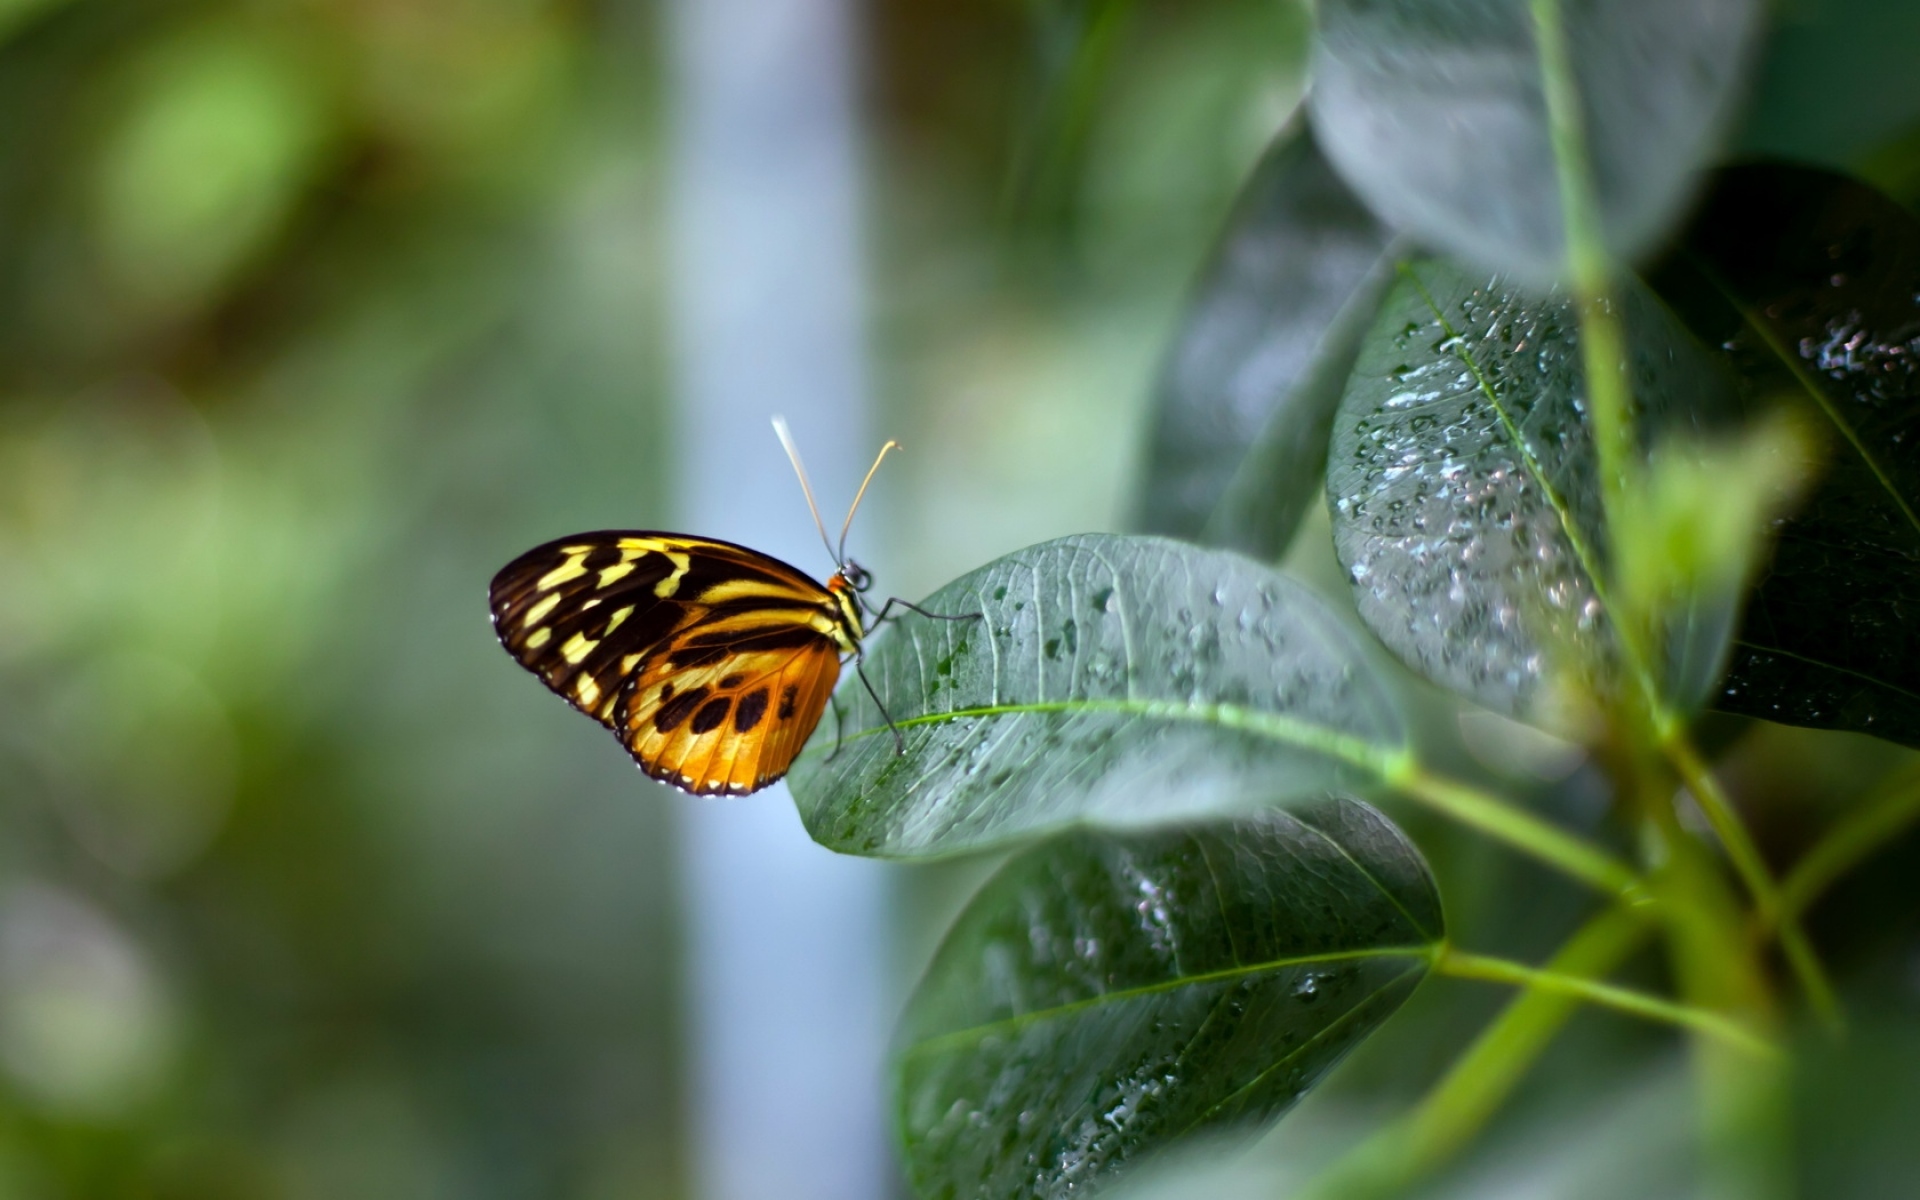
top-left (488, 531), bottom-right (852, 794)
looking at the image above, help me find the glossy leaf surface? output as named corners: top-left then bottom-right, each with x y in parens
top-left (788, 535), bottom-right (1406, 858)
top-left (1651, 163), bottom-right (1920, 746)
top-left (895, 800), bottom-right (1441, 1200)
top-left (1326, 260), bottom-right (1740, 724)
top-left (1135, 123), bottom-right (1396, 559)
top-left (1309, 0), bottom-right (1759, 286)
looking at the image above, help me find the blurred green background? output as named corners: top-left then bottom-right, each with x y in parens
top-left (0, 0), bottom-right (1301, 1195)
top-left (2, 0), bottom-right (1918, 1196)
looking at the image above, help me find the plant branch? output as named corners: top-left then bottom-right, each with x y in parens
top-left (1384, 757), bottom-right (1643, 901)
top-left (1662, 730), bottom-right (1842, 1030)
top-left (1295, 906), bottom-right (1652, 1200)
top-left (1435, 946), bottom-right (1776, 1058)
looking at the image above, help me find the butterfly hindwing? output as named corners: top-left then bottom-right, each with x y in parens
top-left (622, 635), bottom-right (841, 794)
top-left (488, 530), bottom-right (850, 794)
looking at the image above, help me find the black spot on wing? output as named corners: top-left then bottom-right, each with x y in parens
top-left (655, 686), bottom-right (709, 732)
top-left (718, 674), bottom-right (745, 689)
top-left (735, 689), bottom-right (769, 732)
top-left (778, 685), bottom-right (798, 720)
top-left (690, 696), bottom-right (732, 734)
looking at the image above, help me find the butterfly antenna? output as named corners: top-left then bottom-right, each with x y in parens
top-left (838, 440), bottom-right (901, 565)
top-left (772, 415), bottom-right (837, 564)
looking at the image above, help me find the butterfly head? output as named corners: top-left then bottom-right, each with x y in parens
top-left (838, 560), bottom-right (873, 594)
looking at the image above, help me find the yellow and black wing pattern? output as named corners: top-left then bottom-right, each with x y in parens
top-left (488, 531), bottom-right (857, 796)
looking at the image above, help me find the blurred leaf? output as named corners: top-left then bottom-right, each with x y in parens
top-left (0, 884), bottom-right (176, 1117)
top-left (1326, 259), bottom-right (1742, 727)
top-left (1102, 1136), bottom-right (1294, 1200)
top-left (1111, 1066), bottom-right (1699, 1200)
top-left (1738, 0), bottom-right (1920, 170)
top-left (894, 799), bottom-right (1441, 1200)
top-left (0, 0), bottom-right (73, 45)
top-left (1611, 412), bottom-right (1817, 711)
top-left (788, 534), bottom-right (1407, 858)
top-left (1613, 415), bottom-right (1813, 622)
top-left (1308, 0), bottom-right (1760, 286)
top-left (91, 22), bottom-right (336, 316)
top-left (35, 652), bottom-right (236, 880)
top-left (1797, 1022), bottom-right (1920, 1196)
top-left (1006, 0), bottom-right (1139, 232)
top-left (1421, 1065), bottom-right (1695, 1200)
top-left (1649, 163), bottom-right (1920, 747)
top-left (1134, 122), bottom-right (1397, 559)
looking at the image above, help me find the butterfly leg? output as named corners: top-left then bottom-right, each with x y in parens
top-left (855, 659), bottom-right (905, 755)
top-left (826, 690), bottom-right (847, 761)
top-left (867, 596), bottom-right (984, 629)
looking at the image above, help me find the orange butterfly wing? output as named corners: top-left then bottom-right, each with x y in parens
top-left (489, 532), bottom-right (850, 795)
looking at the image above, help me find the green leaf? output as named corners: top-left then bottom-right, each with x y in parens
top-left (1649, 163), bottom-right (1920, 747)
top-left (788, 535), bottom-right (1408, 859)
top-left (894, 799), bottom-right (1441, 1200)
top-left (1134, 123), bottom-right (1398, 560)
top-left (1309, 0), bottom-right (1760, 286)
top-left (1738, 0), bottom-right (1920, 171)
top-left (1325, 259), bottom-right (1743, 725)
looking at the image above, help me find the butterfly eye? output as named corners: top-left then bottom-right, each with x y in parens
top-left (847, 564), bottom-right (872, 592)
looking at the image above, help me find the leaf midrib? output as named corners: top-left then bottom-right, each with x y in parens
top-left (800, 697), bottom-right (1409, 776)
top-left (1400, 261), bottom-right (1679, 722)
top-left (1685, 249), bottom-right (1920, 544)
top-left (1734, 637), bottom-right (1920, 704)
top-left (897, 944), bottom-right (1435, 1061)
top-left (1167, 960), bottom-right (1426, 1140)
top-left (1399, 262), bottom-right (1615, 619)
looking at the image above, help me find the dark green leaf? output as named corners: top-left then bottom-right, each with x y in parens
top-left (1649, 163), bottom-right (1920, 747)
top-left (1738, 0), bottom-right (1920, 170)
top-left (1134, 123), bottom-right (1397, 559)
top-left (894, 799), bottom-right (1441, 1200)
top-left (788, 535), bottom-right (1407, 859)
top-left (1309, 0), bottom-right (1760, 286)
top-left (1325, 259), bottom-right (1741, 723)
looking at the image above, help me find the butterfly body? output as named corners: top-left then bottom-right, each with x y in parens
top-left (490, 531), bottom-right (864, 795)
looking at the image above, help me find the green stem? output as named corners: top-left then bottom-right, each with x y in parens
top-left (1531, 0), bottom-right (1632, 524)
top-left (1435, 947), bottom-right (1776, 1058)
top-left (1296, 906), bottom-right (1652, 1200)
top-left (1779, 763), bottom-right (1920, 923)
top-left (1663, 730), bottom-right (1843, 1031)
top-left (1649, 819), bottom-right (1793, 1200)
top-left (1386, 757), bottom-right (1643, 901)
top-left (1533, 0), bottom-right (1839, 1029)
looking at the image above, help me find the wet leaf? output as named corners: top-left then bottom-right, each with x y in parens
top-left (1325, 259), bottom-right (1742, 725)
top-left (1309, 0), bottom-right (1760, 286)
top-left (1649, 163), bottom-right (1920, 747)
top-left (788, 535), bottom-right (1407, 859)
top-left (1134, 123), bottom-right (1397, 560)
top-left (894, 799), bottom-right (1441, 1200)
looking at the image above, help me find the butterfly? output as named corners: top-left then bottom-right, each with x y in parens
top-left (488, 419), bottom-right (970, 796)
